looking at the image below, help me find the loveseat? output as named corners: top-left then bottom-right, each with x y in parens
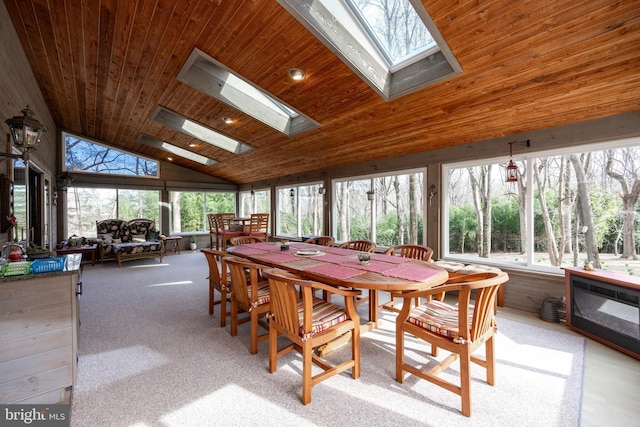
top-left (96, 218), bottom-right (163, 267)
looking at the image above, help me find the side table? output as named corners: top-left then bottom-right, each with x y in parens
top-left (163, 236), bottom-right (182, 255)
top-left (55, 244), bottom-right (98, 266)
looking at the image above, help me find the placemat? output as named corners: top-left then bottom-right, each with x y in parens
top-left (341, 260), bottom-right (396, 273)
top-left (381, 265), bottom-right (445, 282)
top-left (370, 253), bottom-right (412, 263)
top-left (230, 248), bottom-right (265, 256)
top-left (255, 253), bottom-right (300, 263)
top-left (247, 242), bottom-right (281, 251)
top-left (304, 263), bottom-right (365, 280)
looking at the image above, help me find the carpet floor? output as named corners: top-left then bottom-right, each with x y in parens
top-left (70, 251), bottom-right (584, 426)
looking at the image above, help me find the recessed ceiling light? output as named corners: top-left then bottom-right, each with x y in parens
top-left (222, 116), bottom-right (234, 124)
top-left (188, 142), bottom-right (198, 148)
top-left (288, 68), bottom-right (305, 81)
top-left (167, 156), bottom-right (173, 161)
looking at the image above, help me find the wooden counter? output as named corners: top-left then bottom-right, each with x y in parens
top-left (0, 255), bottom-right (81, 403)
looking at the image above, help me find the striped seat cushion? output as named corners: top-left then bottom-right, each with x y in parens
top-left (248, 280), bottom-right (271, 306)
top-left (297, 297), bottom-right (348, 336)
top-left (407, 300), bottom-right (473, 340)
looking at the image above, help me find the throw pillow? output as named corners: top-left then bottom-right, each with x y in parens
top-left (98, 233), bottom-right (113, 245)
top-left (131, 234), bottom-right (146, 243)
top-left (146, 230), bottom-right (160, 241)
top-left (112, 238), bottom-right (122, 244)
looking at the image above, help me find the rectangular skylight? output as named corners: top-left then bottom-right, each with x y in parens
top-left (151, 107), bottom-right (254, 155)
top-left (178, 49), bottom-right (319, 136)
top-left (277, 0), bottom-right (461, 100)
top-left (137, 134), bottom-right (218, 166)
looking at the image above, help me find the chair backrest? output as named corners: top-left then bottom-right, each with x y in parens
top-left (339, 239), bottom-right (376, 253)
top-left (224, 255), bottom-right (264, 309)
top-left (305, 236), bottom-right (335, 247)
top-left (261, 269), bottom-right (305, 335)
top-left (207, 213), bottom-right (218, 232)
top-left (456, 271), bottom-right (509, 342)
top-left (249, 213), bottom-right (269, 234)
top-left (384, 244), bottom-right (433, 261)
top-left (201, 248), bottom-right (227, 290)
top-left (229, 236), bottom-right (261, 246)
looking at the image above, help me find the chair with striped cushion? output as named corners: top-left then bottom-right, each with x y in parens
top-left (261, 268), bottom-right (361, 405)
top-left (224, 255), bottom-right (271, 354)
top-left (395, 271), bottom-right (509, 417)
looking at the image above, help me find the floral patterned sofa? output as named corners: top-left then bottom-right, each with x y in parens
top-left (96, 218), bottom-right (163, 267)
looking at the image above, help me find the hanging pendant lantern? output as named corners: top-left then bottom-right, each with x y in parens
top-left (506, 141), bottom-right (518, 182)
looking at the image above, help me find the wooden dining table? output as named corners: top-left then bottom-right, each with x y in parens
top-left (226, 241), bottom-right (449, 325)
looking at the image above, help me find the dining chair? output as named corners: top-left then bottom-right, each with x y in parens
top-left (200, 248), bottom-right (230, 327)
top-left (218, 213), bottom-right (244, 251)
top-left (338, 239), bottom-right (376, 252)
top-left (223, 255), bottom-right (271, 354)
top-left (207, 213), bottom-right (221, 249)
top-left (229, 235), bottom-right (262, 246)
top-left (245, 213), bottom-right (270, 242)
top-left (304, 236), bottom-right (335, 247)
top-left (380, 244), bottom-right (436, 313)
top-left (338, 240), bottom-right (376, 305)
top-left (395, 271), bottom-right (509, 417)
top-left (261, 268), bottom-right (361, 405)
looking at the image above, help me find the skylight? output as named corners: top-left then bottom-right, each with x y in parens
top-left (277, 0), bottom-right (461, 100)
top-left (151, 107), bottom-right (254, 155)
top-left (137, 134), bottom-right (218, 167)
top-left (177, 49), bottom-right (319, 136)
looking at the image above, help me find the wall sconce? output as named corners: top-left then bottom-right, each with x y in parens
top-left (58, 172), bottom-right (74, 191)
top-left (52, 190), bottom-right (59, 206)
top-left (318, 185), bottom-right (325, 195)
top-left (3, 106), bottom-right (46, 161)
top-left (428, 184), bottom-right (437, 206)
top-left (290, 188), bottom-right (295, 199)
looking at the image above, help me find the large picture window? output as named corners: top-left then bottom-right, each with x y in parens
top-left (169, 191), bottom-right (235, 233)
top-left (443, 138), bottom-right (640, 275)
top-left (239, 189), bottom-right (271, 217)
top-left (333, 169), bottom-right (424, 247)
top-left (66, 188), bottom-right (160, 237)
top-left (276, 183), bottom-right (324, 238)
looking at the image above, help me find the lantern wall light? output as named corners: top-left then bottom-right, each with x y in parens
top-left (3, 106), bottom-right (46, 161)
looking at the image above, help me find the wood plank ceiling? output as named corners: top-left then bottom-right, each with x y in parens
top-left (4, 0), bottom-right (640, 184)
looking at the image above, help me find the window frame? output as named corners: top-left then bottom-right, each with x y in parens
top-left (274, 182), bottom-right (325, 239)
top-left (168, 190), bottom-right (237, 235)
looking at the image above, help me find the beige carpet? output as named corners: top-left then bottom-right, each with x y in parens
top-left (70, 251), bottom-right (584, 426)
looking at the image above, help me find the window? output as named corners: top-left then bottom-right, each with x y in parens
top-left (66, 188), bottom-right (160, 237)
top-left (239, 189), bottom-right (271, 217)
top-left (63, 131), bottom-right (158, 177)
top-left (169, 191), bottom-right (236, 233)
top-left (277, 0), bottom-right (461, 100)
top-left (276, 184), bottom-right (324, 238)
top-left (333, 169), bottom-right (424, 246)
top-left (443, 138), bottom-right (640, 275)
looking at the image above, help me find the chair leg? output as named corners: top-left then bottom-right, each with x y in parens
top-left (209, 282), bottom-right (215, 315)
top-left (460, 346), bottom-right (472, 417)
top-left (301, 340), bottom-right (313, 404)
top-left (485, 335), bottom-right (495, 385)
top-left (269, 321), bottom-right (278, 373)
top-left (250, 310), bottom-right (259, 354)
top-left (230, 298), bottom-right (238, 336)
top-left (396, 328), bottom-right (405, 383)
top-left (219, 288), bottom-right (227, 328)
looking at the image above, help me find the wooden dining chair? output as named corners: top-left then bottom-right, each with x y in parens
top-left (380, 244), bottom-right (436, 313)
top-left (261, 268), bottom-right (361, 405)
top-left (200, 249), bottom-right (230, 327)
top-left (245, 213), bottom-right (270, 242)
top-left (395, 271), bottom-right (509, 417)
top-left (304, 236), bottom-right (335, 247)
top-left (338, 240), bottom-right (376, 305)
top-left (207, 213), bottom-right (219, 249)
top-left (218, 213), bottom-right (244, 251)
top-left (338, 239), bottom-right (376, 252)
top-left (229, 235), bottom-right (262, 246)
top-left (223, 255), bottom-right (271, 354)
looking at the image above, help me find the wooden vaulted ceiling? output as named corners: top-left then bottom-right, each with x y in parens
top-left (5, 0), bottom-right (640, 184)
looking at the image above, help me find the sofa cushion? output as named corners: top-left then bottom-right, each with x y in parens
top-left (131, 234), bottom-right (146, 243)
